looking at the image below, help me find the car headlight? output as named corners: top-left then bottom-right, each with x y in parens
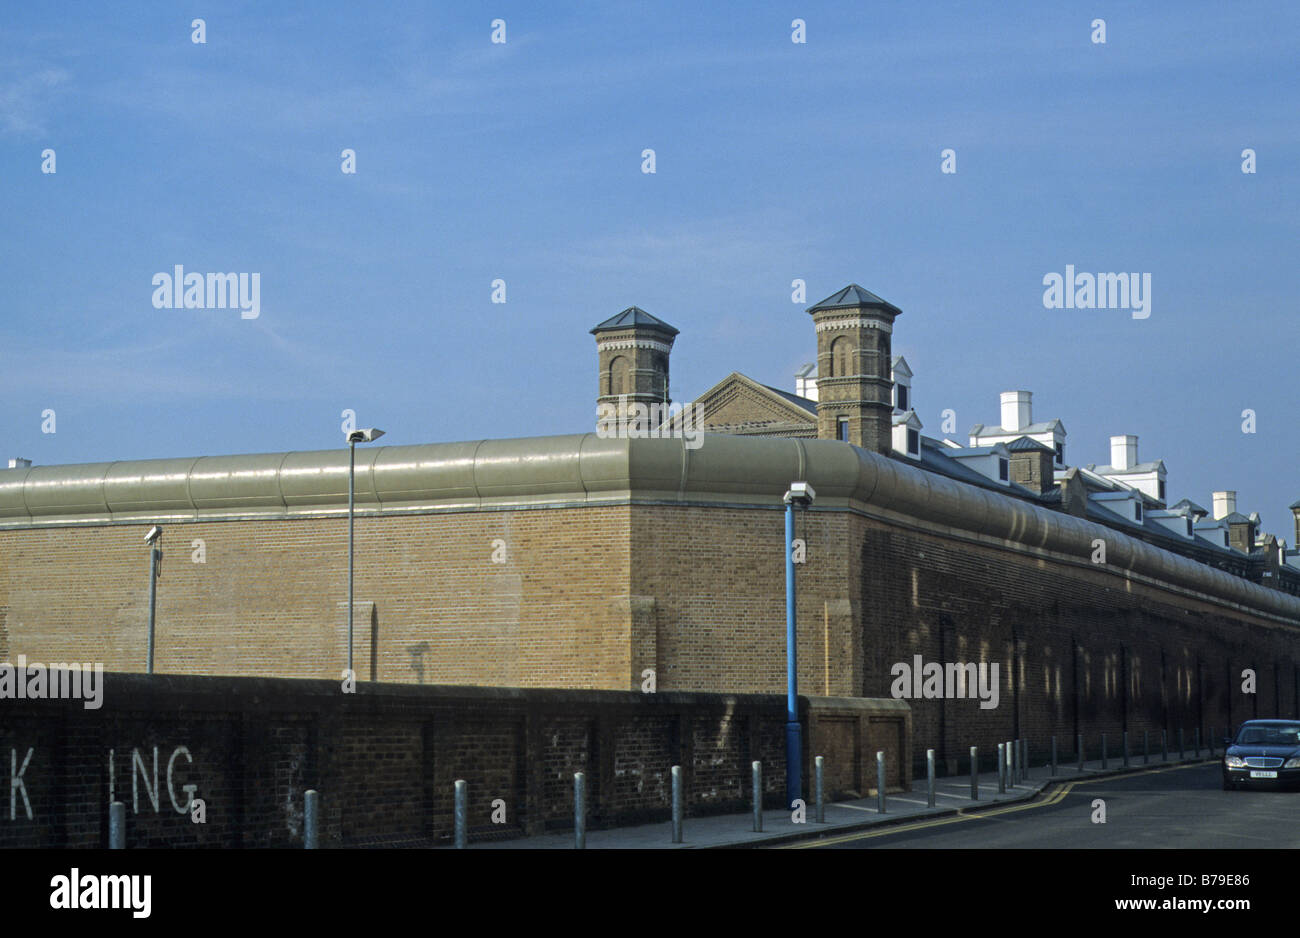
top-left (1225, 756), bottom-right (1246, 767)
top-left (1284, 758), bottom-right (1300, 768)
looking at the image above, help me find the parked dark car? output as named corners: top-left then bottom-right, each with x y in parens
top-left (1222, 720), bottom-right (1300, 790)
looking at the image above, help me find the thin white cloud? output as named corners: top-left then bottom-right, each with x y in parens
top-left (0, 65), bottom-right (69, 136)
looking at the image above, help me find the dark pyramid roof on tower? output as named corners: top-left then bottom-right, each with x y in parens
top-left (806, 284), bottom-right (902, 315)
top-left (590, 306), bottom-right (680, 335)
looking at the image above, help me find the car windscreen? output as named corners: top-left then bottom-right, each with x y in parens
top-left (1236, 726), bottom-right (1300, 746)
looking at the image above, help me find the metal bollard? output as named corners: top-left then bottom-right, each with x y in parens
top-left (970, 746), bottom-right (979, 801)
top-left (876, 751), bottom-right (887, 813)
top-left (997, 743), bottom-right (1006, 793)
top-left (574, 772), bottom-right (587, 849)
top-left (752, 761), bottom-right (762, 832)
top-left (1161, 729), bottom-right (1168, 761)
top-left (454, 779), bottom-right (468, 849)
top-left (1144, 729), bottom-right (1150, 764)
top-left (1005, 740), bottom-right (1014, 789)
top-left (1050, 736), bottom-right (1057, 776)
top-left (815, 756), bottom-right (825, 823)
top-left (1077, 734), bottom-right (1084, 772)
top-left (1178, 728), bottom-right (1185, 760)
top-left (109, 801), bottom-right (126, 849)
top-left (1101, 733), bottom-right (1108, 769)
top-left (304, 789), bottom-right (319, 850)
top-left (1123, 731), bottom-right (1130, 768)
top-left (671, 765), bottom-right (683, 844)
top-left (926, 749), bottom-right (936, 808)
top-left (1013, 739), bottom-right (1021, 784)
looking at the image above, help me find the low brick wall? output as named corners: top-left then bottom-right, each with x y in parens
top-left (0, 674), bottom-right (908, 847)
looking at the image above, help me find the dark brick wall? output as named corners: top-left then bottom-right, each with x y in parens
top-left (850, 519), bottom-right (1300, 772)
top-left (0, 674), bottom-right (814, 848)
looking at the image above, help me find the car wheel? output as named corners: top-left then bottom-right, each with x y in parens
top-left (1222, 775), bottom-right (1233, 791)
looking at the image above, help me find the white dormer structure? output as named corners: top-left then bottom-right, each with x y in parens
top-left (892, 356), bottom-right (913, 413)
top-left (1194, 519), bottom-right (1231, 548)
top-left (947, 442), bottom-right (1012, 485)
top-left (1089, 435), bottom-right (1167, 503)
top-left (892, 410), bottom-right (922, 460)
top-left (1090, 490), bottom-right (1144, 524)
top-left (794, 363), bottom-right (818, 402)
top-left (1147, 508), bottom-right (1195, 539)
top-left (969, 390), bottom-right (1067, 468)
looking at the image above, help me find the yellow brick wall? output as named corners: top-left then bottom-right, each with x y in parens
top-left (0, 507), bottom-right (635, 688)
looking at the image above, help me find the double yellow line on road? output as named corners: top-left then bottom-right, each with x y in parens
top-left (783, 760), bottom-right (1211, 849)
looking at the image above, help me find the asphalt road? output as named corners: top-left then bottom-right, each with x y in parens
top-left (798, 762), bottom-right (1300, 849)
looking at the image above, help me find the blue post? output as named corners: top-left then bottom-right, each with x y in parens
top-left (784, 501), bottom-right (802, 810)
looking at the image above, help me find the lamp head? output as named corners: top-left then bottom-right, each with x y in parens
top-left (347, 428), bottom-right (386, 444)
top-left (783, 482), bottom-right (816, 507)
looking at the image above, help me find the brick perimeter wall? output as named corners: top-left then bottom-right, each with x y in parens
top-left (1, 676), bottom-right (877, 848)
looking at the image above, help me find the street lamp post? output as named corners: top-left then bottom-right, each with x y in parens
top-left (144, 525), bottom-right (162, 674)
top-left (346, 428), bottom-right (385, 678)
top-left (782, 481), bottom-right (815, 810)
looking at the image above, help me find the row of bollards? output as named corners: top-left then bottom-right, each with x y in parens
top-left (288, 726), bottom-right (1221, 850)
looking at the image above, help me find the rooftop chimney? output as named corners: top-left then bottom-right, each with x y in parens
top-left (1000, 391), bottom-right (1032, 432)
top-left (7, 458), bottom-right (31, 470)
top-left (1212, 490), bottom-right (1237, 520)
top-left (1110, 435), bottom-right (1138, 471)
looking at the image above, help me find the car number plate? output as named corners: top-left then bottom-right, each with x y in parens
top-left (1250, 770), bottom-right (1278, 778)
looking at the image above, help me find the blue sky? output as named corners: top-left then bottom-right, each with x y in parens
top-left (2, 1), bottom-right (1297, 534)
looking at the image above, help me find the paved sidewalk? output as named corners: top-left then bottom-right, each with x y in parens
top-left (462, 747), bottom-right (1219, 849)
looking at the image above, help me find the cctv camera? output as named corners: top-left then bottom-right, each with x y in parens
top-left (144, 526), bottom-right (162, 544)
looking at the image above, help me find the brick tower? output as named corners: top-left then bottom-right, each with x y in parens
top-left (806, 284), bottom-right (902, 454)
top-left (591, 306), bottom-right (678, 424)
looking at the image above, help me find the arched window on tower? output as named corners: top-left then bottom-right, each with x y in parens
top-left (608, 356), bottom-right (628, 396)
top-left (829, 336), bottom-right (853, 378)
